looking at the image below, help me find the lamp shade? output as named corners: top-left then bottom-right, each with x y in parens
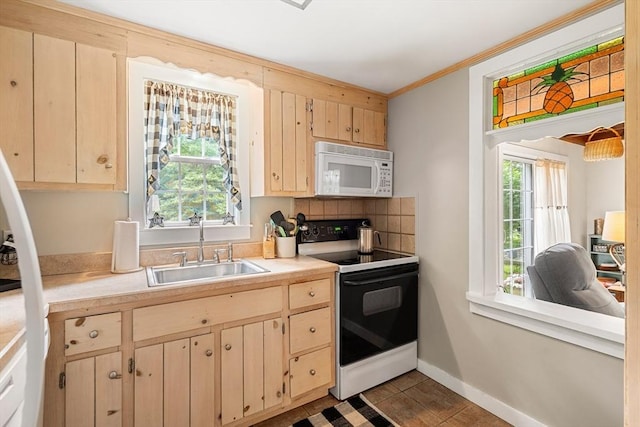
top-left (602, 210), bottom-right (625, 243)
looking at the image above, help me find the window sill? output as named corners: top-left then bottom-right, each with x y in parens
top-left (466, 291), bottom-right (624, 359)
top-left (140, 224), bottom-right (252, 247)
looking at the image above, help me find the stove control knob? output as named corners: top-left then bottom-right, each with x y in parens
top-left (311, 226), bottom-right (319, 236)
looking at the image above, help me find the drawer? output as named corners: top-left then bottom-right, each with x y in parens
top-left (289, 279), bottom-right (331, 310)
top-left (65, 312), bottom-right (121, 356)
top-left (133, 286), bottom-right (282, 341)
top-left (289, 347), bottom-right (332, 398)
top-left (289, 307), bottom-right (331, 354)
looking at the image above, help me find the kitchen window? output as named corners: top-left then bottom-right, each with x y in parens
top-left (468, 4), bottom-right (624, 359)
top-left (128, 58), bottom-right (263, 245)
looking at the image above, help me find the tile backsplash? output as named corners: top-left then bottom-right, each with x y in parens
top-left (293, 197), bottom-right (415, 254)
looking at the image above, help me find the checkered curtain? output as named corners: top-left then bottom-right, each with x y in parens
top-left (144, 80), bottom-right (242, 212)
top-left (144, 80), bottom-right (178, 204)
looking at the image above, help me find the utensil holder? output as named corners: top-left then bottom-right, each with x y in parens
top-left (276, 236), bottom-right (296, 258)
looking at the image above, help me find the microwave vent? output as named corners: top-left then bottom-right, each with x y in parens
top-left (316, 141), bottom-right (393, 161)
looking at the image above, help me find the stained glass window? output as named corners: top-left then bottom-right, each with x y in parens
top-left (492, 36), bottom-right (624, 129)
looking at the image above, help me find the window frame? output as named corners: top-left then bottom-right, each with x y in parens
top-left (128, 58), bottom-right (262, 246)
top-left (468, 4), bottom-right (625, 359)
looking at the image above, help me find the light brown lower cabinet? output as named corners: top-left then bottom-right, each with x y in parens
top-left (65, 352), bottom-right (122, 427)
top-left (220, 319), bottom-right (283, 425)
top-left (47, 277), bottom-right (334, 427)
top-left (134, 333), bottom-right (215, 427)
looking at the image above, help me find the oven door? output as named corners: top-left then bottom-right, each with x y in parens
top-left (339, 263), bottom-right (418, 366)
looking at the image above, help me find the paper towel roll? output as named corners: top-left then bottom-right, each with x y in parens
top-left (111, 220), bottom-right (142, 273)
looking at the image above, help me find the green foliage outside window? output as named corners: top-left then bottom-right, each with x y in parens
top-left (154, 135), bottom-right (229, 222)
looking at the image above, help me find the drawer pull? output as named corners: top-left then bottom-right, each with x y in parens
top-left (309, 291), bottom-right (315, 297)
top-left (309, 327), bottom-right (316, 333)
top-left (108, 371), bottom-right (121, 380)
top-left (225, 344), bottom-right (232, 351)
top-left (89, 330), bottom-right (99, 339)
top-left (201, 319), bottom-right (208, 324)
top-left (206, 349), bottom-right (213, 357)
top-left (309, 369), bottom-right (316, 376)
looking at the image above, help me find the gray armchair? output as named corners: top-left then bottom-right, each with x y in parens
top-left (527, 243), bottom-right (625, 318)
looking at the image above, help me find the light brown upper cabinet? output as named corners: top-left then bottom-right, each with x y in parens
top-left (0, 26), bottom-right (33, 182)
top-left (0, 27), bottom-right (122, 190)
top-left (258, 89), bottom-right (311, 196)
top-left (311, 99), bottom-right (386, 148)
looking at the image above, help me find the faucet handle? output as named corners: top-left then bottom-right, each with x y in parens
top-left (213, 248), bottom-right (225, 264)
top-left (173, 251), bottom-right (187, 267)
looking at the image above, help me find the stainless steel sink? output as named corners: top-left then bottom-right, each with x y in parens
top-left (146, 259), bottom-right (269, 287)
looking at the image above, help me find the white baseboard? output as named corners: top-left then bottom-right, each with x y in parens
top-left (416, 359), bottom-right (546, 427)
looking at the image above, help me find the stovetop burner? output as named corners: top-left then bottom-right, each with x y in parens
top-left (308, 249), bottom-right (412, 266)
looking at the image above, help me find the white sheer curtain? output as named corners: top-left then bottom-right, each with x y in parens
top-left (534, 159), bottom-right (571, 254)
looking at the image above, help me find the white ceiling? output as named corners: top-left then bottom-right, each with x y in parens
top-left (57, 0), bottom-right (596, 94)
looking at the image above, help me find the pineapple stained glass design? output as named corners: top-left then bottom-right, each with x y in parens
top-left (492, 36), bottom-right (624, 129)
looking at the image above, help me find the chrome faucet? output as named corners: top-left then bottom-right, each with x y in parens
top-left (197, 218), bottom-right (205, 264)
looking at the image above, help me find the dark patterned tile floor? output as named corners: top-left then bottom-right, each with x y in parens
top-left (253, 370), bottom-right (512, 426)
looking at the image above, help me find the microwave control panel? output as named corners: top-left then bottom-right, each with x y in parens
top-left (377, 161), bottom-right (393, 195)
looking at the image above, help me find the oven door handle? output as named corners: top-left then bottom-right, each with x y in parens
top-left (343, 270), bottom-right (418, 286)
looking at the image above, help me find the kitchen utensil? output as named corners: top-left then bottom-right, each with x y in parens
top-left (276, 225), bottom-right (287, 237)
top-left (296, 212), bottom-right (306, 225)
top-left (270, 210), bottom-right (286, 227)
top-left (357, 224), bottom-right (381, 254)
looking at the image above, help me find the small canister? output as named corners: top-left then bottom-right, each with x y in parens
top-left (594, 218), bottom-right (604, 235)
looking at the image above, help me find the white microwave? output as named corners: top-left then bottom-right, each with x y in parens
top-left (315, 141), bottom-right (393, 198)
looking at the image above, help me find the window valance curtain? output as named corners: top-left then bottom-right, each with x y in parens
top-left (143, 80), bottom-right (242, 212)
top-left (534, 159), bottom-right (571, 254)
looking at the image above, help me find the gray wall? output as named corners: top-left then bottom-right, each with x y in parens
top-left (388, 68), bottom-right (623, 427)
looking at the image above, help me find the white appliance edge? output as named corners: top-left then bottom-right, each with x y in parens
top-left (0, 149), bottom-right (48, 427)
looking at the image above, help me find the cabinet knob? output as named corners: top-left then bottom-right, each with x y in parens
top-left (105, 163), bottom-right (113, 169)
top-left (309, 291), bottom-right (315, 297)
top-left (354, 128), bottom-right (360, 133)
top-left (206, 349), bottom-right (213, 357)
top-left (108, 371), bottom-right (121, 380)
top-left (309, 327), bottom-right (316, 333)
top-left (225, 344), bottom-right (232, 351)
top-left (201, 319), bottom-right (208, 324)
top-left (89, 330), bottom-right (99, 339)
top-left (10, 80), bottom-right (17, 87)
top-left (309, 369), bottom-right (316, 376)
top-left (272, 172), bottom-right (280, 181)
top-left (277, 391), bottom-right (282, 398)
top-left (346, 127), bottom-right (352, 132)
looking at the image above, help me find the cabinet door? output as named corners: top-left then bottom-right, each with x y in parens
top-left (76, 44), bottom-right (117, 185)
top-left (33, 34), bottom-right (76, 183)
top-left (0, 26), bottom-right (33, 182)
top-left (65, 352), bottom-right (122, 427)
top-left (268, 90), bottom-right (309, 195)
top-left (311, 98), bottom-right (326, 138)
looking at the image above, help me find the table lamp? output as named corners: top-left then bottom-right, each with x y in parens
top-left (602, 210), bottom-right (625, 285)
